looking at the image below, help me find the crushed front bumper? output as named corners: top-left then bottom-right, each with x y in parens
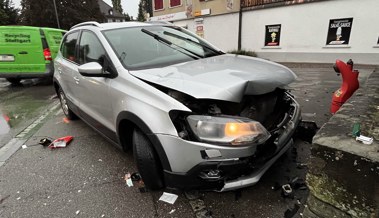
top-left (160, 94), bottom-right (301, 191)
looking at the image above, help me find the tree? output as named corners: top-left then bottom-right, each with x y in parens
top-left (19, 0), bottom-right (104, 30)
top-left (124, 13), bottom-right (131, 21)
top-left (111, 0), bottom-right (122, 13)
top-left (0, 0), bottom-right (18, 25)
top-left (137, 0), bottom-right (152, 21)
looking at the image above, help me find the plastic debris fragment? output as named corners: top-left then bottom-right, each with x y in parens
top-left (159, 192), bottom-right (178, 204)
top-left (48, 136), bottom-right (74, 149)
top-left (356, 135), bottom-right (373, 145)
top-left (124, 173), bottom-right (133, 187)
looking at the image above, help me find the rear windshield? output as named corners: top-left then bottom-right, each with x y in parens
top-left (102, 25), bottom-right (222, 70)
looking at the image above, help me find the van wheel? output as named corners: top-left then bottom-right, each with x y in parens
top-left (133, 129), bottom-right (164, 190)
top-left (58, 87), bottom-right (78, 120)
top-left (6, 78), bottom-right (21, 85)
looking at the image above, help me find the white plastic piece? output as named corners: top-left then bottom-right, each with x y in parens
top-left (159, 192), bottom-right (178, 204)
top-left (21, 145), bottom-right (27, 149)
top-left (356, 135), bottom-right (373, 145)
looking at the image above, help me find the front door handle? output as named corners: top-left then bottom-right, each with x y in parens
top-left (19, 51), bottom-right (28, 54)
top-left (73, 76), bottom-right (80, 84)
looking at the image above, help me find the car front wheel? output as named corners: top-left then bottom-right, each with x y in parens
top-left (133, 129), bottom-right (164, 190)
top-left (58, 87), bottom-right (77, 120)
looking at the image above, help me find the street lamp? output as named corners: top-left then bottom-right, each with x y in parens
top-left (52, 0), bottom-right (61, 29)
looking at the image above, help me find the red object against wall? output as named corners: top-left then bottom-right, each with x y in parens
top-left (154, 0), bottom-right (163, 10)
top-left (330, 59), bottom-right (359, 114)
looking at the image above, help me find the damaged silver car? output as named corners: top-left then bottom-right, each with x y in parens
top-left (53, 21), bottom-right (301, 191)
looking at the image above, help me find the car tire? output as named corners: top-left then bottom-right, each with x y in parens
top-left (133, 129), bottom-right (164, 190)
top-left (6, 78), bottom-right (21, 85)
top-left (58, 87), bottom-right (78, 120)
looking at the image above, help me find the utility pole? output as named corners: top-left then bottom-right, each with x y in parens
top-left (53, 0), bottom-right (61, 29)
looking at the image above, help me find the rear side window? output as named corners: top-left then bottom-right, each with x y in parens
top-left (61, 31), bottom-right (79, 63)
top-left (78, 31), bottom-right (106, 65)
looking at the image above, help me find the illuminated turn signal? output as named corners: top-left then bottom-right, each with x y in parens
top-left (225, 123), bottom-right (252, 136)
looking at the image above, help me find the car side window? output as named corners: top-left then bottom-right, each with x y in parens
top-left (79, 31), bottom-right (106, 65)
top-left (61, 31), bottom-right (79, 63)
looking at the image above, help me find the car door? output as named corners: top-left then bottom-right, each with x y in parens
top-left (55, 31), bottom-right (81, 112)
top-left (76, 30), bottom-right (116, 140)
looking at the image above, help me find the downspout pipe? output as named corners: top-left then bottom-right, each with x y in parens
top-left (237, 1), bottom-right (242, 50)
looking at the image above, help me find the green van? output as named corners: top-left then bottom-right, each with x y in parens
top-left (0, 26), bottom-right (66, 84)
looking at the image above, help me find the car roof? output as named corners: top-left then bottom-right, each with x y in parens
top-left (70, 21), bottom-right (172, 31)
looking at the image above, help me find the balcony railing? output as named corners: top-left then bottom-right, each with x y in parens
top-left (241, 0), bottom-right (307, 8)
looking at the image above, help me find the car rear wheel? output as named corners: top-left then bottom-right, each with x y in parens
top-left (133, 129), bottom-right (164, 190)
top-left (58, 87), bottom-right (78, 120)
top-left (6, 78), bottom-right (21, 85)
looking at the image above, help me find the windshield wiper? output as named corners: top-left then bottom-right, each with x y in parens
top-left (141, 28), bottom-right (202, 59)
top-left (163, 31), bottom-right (224, 56)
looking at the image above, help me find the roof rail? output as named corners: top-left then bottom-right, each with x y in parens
top-left (70, 21), bottom-right (101, 30)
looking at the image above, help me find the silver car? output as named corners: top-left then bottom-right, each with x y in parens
top-left (53, 21), bottom-right (301, 191)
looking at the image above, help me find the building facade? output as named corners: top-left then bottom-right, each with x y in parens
top-left (150, 0), bottom-right (379, 64)
top-left (98, 0), bottom-right (126, 23)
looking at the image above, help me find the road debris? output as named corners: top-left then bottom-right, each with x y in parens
top-left (159, 192), bottom-right (178, 204)
top-left (75, 210), bottom-right (80, 215)
top-left (0, 195), bottom-right (10, 204)
top-left (131, 172), bottom-right (141, 182)
top-left (21, 145), bottom-right (27, 149)
top-left (352, 123), bottom-right (361, 137)
top-left (169, 209), bottom-right (176, 214)
top-left (281, 184), bottom-right (294, 198)
top-left (124, 173), bottom-right (133, 187)
top-left (284, 204), bottom-right (300, 218)
top-left (48, 136), bottom-right (74, 149)
top-left (356, 135), bottom-right (373, 145)
top-left (63, 117), bottom-right (70, 124)
top-left (39, 138), bottom-right (52, 147)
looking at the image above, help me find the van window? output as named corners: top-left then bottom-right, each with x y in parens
top-left (78, 31), bottom-right (106, 65)
top-left (61, 31), bottom-right (79, 63)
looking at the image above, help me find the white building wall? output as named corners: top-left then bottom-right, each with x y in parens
top-left (174, 13), bottom-right (240, 52)
top-left (173, 0), bottom-right (379, 64)
top-left (242, 0), bottom-right (379, 64)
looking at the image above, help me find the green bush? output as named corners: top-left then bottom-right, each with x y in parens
top-left (228, 49), bottom-right (257, 57)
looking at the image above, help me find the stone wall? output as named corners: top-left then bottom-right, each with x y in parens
top-left (304, 68), bottom-right (379, 217)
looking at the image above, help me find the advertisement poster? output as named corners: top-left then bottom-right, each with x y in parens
top-left (265, 24), bottom-right (281, 46)
top-left (196, 25), bottom-right (204, 38)
top-left (326, 18), bottom-right (353, 45)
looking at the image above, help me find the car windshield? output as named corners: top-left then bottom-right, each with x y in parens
top-left (102, 25), bottom-right (223, 70)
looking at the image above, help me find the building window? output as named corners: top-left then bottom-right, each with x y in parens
top-left (154, 0), bottom-right (164, 10)
top-left (170, 0), bottom-right (181, 7)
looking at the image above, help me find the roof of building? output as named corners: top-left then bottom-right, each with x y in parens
top-left (97, 0), bottom-right (125, 18)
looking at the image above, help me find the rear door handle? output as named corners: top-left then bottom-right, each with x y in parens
top-left (19, 51), bottom-right (28, 54)
top-left (73, 76), bottom-right (80, 84)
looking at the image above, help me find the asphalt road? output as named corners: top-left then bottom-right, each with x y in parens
top-left (0, 65), bottom-right (374, 218)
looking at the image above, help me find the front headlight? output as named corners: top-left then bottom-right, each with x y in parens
top-left (186, 115), bottom-right (271, 146)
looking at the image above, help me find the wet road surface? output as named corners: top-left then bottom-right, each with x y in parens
top-left (0, 65), bottom-right (374, 217)
top-left (0, 78), bottom-right (56, 148)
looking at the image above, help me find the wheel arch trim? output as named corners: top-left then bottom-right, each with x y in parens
top-left (116, 111), bottom-right (172, 171)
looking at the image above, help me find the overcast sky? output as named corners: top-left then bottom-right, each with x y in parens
top-left (11, 0), bottom-right (139, 18)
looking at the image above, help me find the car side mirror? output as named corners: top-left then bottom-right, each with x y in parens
top-left (78, 62), bottom-right (107, 77)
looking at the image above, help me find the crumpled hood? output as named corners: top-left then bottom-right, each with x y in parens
top-left (130, 54), bottom-right (297, 103)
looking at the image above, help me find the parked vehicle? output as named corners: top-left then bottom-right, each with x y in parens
top-left (54, 21), bottom-right (301, 191)
top-left (0, 26), bottom-right (66, 84)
